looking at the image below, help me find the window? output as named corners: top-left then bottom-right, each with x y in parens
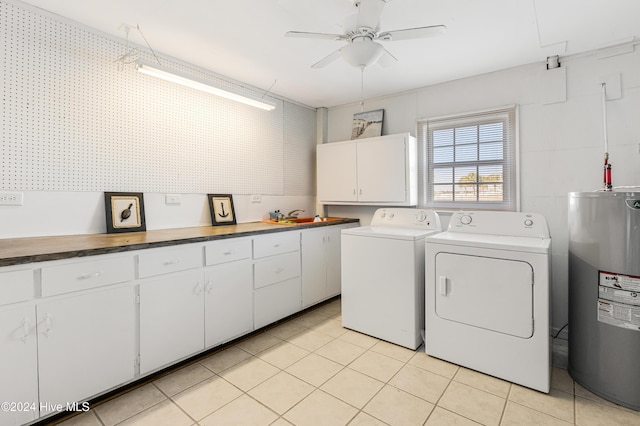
top-left (417, 105), bottom-right (518, 211)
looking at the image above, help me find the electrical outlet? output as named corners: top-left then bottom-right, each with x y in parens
top-left (251, 194), bottom-right (262, 203)
top-left (0, 191), bottom-right (24, 206)
top-left (165, 194), bottom-right (181, 205)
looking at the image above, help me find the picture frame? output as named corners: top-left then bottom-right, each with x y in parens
top-left (351, 109), bottom-right (384, 140)
top-left (104, 192), bottom-right (146, 234)
top-left (208, 194), bottom-right (237, 226)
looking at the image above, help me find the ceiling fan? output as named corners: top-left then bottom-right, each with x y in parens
top-left (285, 0), bottom-right (446, 69)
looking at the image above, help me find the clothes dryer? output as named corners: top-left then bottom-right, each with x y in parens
top-left (425, 211), bottom-right (551, 392)
top-left (342, 208), bottom-right (441, 349)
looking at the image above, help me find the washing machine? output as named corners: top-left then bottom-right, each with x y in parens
top-left (425, 211), bottom-right (551, 392)
top-left (342, 208), bottom-right (442, 349)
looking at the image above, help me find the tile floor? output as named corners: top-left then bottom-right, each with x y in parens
top-left (54, 298), bottom-right (640, 426)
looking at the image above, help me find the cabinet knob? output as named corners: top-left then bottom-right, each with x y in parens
top-left (21, 317), bottom-right (31, 343)
top-left (193, 282), bottom-right (203, 295)
top-left (205, 281), bottom-right (213, 294)
top-left (40, 313), bottom-right (52, 338)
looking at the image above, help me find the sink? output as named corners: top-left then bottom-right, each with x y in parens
top-left (262, 217), bottom-right (342, 226)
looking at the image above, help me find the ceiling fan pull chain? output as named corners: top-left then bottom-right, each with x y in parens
top-left (360, 67), bottom-right (365, 112)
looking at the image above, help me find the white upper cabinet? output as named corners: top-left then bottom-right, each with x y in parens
top-left (317, 133), bottom-right (417, 206)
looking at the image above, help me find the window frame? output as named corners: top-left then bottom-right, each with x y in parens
top-left (417, 105), bottom-right (519, 211)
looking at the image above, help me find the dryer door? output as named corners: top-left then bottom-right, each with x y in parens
top-left (434, 252), bottom-right (534, 338)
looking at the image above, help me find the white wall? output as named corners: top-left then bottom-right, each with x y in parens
top-left (325, 45), bottom-right (640, 334)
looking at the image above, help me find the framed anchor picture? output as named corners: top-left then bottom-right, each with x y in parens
top-left (208, 194), bottom-right (236, 226)
top-left (104, 192), bottom-right (146, 233)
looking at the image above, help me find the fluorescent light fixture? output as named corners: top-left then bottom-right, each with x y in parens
top-left (137, 62), bottom-right (276, 111)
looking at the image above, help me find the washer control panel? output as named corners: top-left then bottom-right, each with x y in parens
top-left (449, 211), bottom-right (550, 238)
top-left (371, 208), bottom-right (441, 230)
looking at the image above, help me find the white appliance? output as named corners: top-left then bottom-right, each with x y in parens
top-left (341, 208), bottom-right (441, 349)
top-left (425, 211), bottom-right (551, 393)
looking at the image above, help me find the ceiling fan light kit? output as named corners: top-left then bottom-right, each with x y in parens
top-left (136, 61), bottom-right (276, 111)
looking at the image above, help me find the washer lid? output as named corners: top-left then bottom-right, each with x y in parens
top-left (426, 231), bottom-right (551, 254)
top-left (342, 225), bottom-right (440, 240)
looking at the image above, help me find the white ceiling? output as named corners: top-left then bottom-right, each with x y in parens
top-left (17, 0), bottom-right (640, 108)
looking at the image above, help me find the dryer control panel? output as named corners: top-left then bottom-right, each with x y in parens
top-left (448, 211), bottom-right (550, 238)
top-left (371, 208), bottom-right (441, 230)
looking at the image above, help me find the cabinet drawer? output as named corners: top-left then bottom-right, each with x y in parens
top-left (205, 238), bottom-right (251, 266)
top-left (0, 269), bottom-right (34, 306)
top-left (138, 245), bottom-right (203, 278)
top-left (253, 232), bottom-right (300, 259)
top-left (41, 256), bottom-right (134, 297)
top-left (254, 277), bottom-right (301, 329)
top-left (254, 252), bottom-right (300, 289)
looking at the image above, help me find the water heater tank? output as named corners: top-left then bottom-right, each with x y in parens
top-left (568, 191), bottom-right (640, 410)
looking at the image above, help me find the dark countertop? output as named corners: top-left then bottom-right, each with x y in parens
top-left (0, 219), bottom-right (360, 267)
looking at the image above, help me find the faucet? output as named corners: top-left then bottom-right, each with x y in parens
top-left (286, 209), bottom-right (305, 218)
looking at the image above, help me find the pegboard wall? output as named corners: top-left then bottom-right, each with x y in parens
top-left (1, 1), bottom-right (314, 195)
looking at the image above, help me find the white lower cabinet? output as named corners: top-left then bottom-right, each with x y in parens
top-left (0, 303), bottom-right (39, 425)
top-left (204, 260), bottom-right (253, 348)
top-left (36, 285), bottom-right (136, 415)
top-left (301, 224), bottom-right (355, 308)
top-left (254, 277), bottom-right (301, 329)
top-left (139, 269), bottom-right (205, 374)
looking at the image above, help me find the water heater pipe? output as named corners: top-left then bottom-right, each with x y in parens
top-left (602, 83), bottom-right (612, 191)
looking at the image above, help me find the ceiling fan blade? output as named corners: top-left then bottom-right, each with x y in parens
top-left (377, 46), bottom-right (398, 67)
top-left (356, 0), bottom-right (386, 31)
top-left (311, 49), bottom-right (342, 68)
top-left (285, 31), bottom-right (346, 41)
top-left (378, 25), bottom-right (447, 41)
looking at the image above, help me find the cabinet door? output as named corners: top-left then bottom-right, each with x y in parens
top-left (325, 227), bottom-right (344, 297)
top-left (357, 136), bottom-right (407, 203)
top-left (317, 142), bottom-right (358, 202)
top-left (0, 304), bottom-right (39, 425)
top-left (301, 228), bottom-right (327, 308)
top-left (37, 286), bottom-right (135, 414)
top-left (204, 261), bottom-right (253, 348)
top-left (139, 270), bottom-right (205, 374)
top-left (254, 278), bottom-right (301, 329)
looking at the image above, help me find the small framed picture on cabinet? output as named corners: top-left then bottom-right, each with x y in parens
top-left (104, 192), bottom-right (146, 233)
top-left (208, 194), bottom-right (236, 226)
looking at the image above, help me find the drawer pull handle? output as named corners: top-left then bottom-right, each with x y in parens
top-left (205, 281), bottom-right (213, 294)
top-left (21, 317), bottom-right (31, 343)
top-left (163, 258), bottom-right (181, 266)
top-left (275, 267), bottom-right (285, 274)
top-left (78, 271), bottom-right (101, 280)
top-left (273, 243), bottom-right (280, 248)
top-left (223, 250), bottom-right (233, 256)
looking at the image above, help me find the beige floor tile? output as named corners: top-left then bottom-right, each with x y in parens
top-left (502, 401), bottom-right (572, 426)
top-left (257, 341), bottom-right (310, 369)
top-left (270, 418), bottom-right (294, 426)
top-left (509, 385), bottom-right (574, 423)
top-left (311, 300), bottom-right (342, 318)
top-left (425, 407), bottom-right (481, 425)
top-left (117, 399), bottom-right (193, 426)
top-left (338, 329), bottom-right (380, 349)
top-left (56, 410), bottom-right (103, 426)
top-left (94, 384), bottom-right (166, 426)
top-left (315, 338), bottom-right (367, 365)
top-left (285, 353), bottom-right (343, 387)
top-left (551, 367), bottom-right (574, 395)
top-left (292, 311), bottom-right (331, 328)
top-left (286, 328), bottom-right (334, 351)
top-left (363, 385), bottom-right (434, 426)
top-left (575, 396), bottom-right (640, 426)
top-left (370, 340), bottom-right (416, 363)
top-left (219, 357), bottom-right (280, 392)
top-left (236, 332), bottom-right (283, 355)
top-left (199, 346), bottom-right (252, 373)
top-left (320, 367), bottom-right (384, 409)
top-left (453, 367), bottom-right (511, 398)
top-left (349, 350), bottom-right (404, 382)
top-left (248, 371), bottom-right (315, 414)
top-left (348, 411), bottom-right (389, 425)
top-left (389, 364), bottom-right (450, 404)
top-left (200, 394), bottom-right (278, 426)
top-left (154, 362), bottom-right (215, 396)
top-left (284, 390), bottom-right (358, 426)
top-left (172, 375), bottom-right (242, 420)
top-left (409, 352), bottom-right (459, 379)
top-left (311, 317), bottom-right (349, 338)
top-left (267, 320), bottom-right (308, 340)
top-left (438, 381), bottom-right (505, 426)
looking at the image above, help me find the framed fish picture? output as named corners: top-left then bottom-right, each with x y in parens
top-left (104, 192), bottom-right (146, 233)
top-left (208, 194), bottom-right (236, 226)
